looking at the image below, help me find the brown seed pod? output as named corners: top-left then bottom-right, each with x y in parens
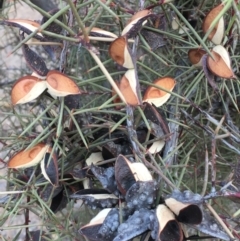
top-left (202, 4), bottom-right (224, 44)
top-left (11, 76), bottom-right (47, 105)
top-left (129, 10), bottom-right (151, 22)
top-left (121, 10), bottom-right (152, 37)
top-left (4, 19), bottom-right (43, 39)
top-left (150, 204), bottom-right (183, 241)
top-left (85, 27), bottom-right (118, 39)
top-left (109, 37), bottom-right (134, 69)
top-left (143, 77), bottom-right (176, 107)
top-left (207, 45), bottom-right (234, 79)
top-left (8, 143), bottom-right (49, 168)
top-left (46, 70), bottom-right (81, 97)
top-left (115, 155), bottom-right (152, 195)
top-left (188, 49), bottom-right (207, 67)
top-left (119, 70), bottom-right (140, 106)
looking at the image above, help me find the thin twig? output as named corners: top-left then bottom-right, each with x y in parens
top-left (181, 106), bottom-right (240, 154)
top-left (59, 8), bottom-right (73, 72)
top-left (126, 105), bottom-right (145, 161)
top-left (25, 195), bottom-right (30, 241)
top-left (201, 146), bottom-right (209, 196)
top-left (211, 137), bottom-right (216, 193)
top-left (206, 203), bottom-right (235, 239)
top-left (163, 99), bottom-right (180, 166)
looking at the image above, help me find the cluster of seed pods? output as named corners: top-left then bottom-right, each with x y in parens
top-left (1, 10), bottom-right (82, 105)
top-left (71, 5), bottom-right (233, 240)
top-left (71, 156), bottom-right (231, 241)
top-left (188, 4), bottom-right (235, 83)
top-left (108, 9), bottom-right (176, 107)
top-left (2, 2), bottom-right (237, 241)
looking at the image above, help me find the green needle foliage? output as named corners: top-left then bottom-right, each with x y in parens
top-left (0, 0), bottom-right (240, 240)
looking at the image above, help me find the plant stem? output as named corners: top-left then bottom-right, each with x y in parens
top-left (66, 0), bottom-right (89, 42)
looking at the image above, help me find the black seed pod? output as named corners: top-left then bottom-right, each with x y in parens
top-left (113, 209), bottom-right (154, 241)
top-left (125, 181), bottom-right (158, 212)
top-left (71, 189), bottom-right (118, 209)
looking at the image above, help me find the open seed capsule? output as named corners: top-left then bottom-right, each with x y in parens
top-left (80, 208), bottom-right (119, 241)
top-left (80, 208), bottom-right (111, 241)
top-left (71, 189), bottom-right (118, 209)
top-left (163, 190), bottom-right (231, 240)
top-left (85, 27), bottom-right (118, 39)
top-left (11, 76), bottom-right (47, 105)
top-left (109, 37), bottom-right (134, 69)
top-left (202, 4), bottom-right (224, 44)
top-left (143, 77), bottom-right (176, 107)
top-left (8, 143), bottom-right (49, 168)
top-left (128, 9), bottom-right (151, 22)
top-left (119, 69), bottom-right (140, 106)
top-left (188, 49), bottom-right (207, 67)
top-left (4, 19), bottom-right (43, 38)
top-left (121, 10), bottom-right (152, 37)
top-left (115, 155), bottom-right (152, 195)
top-left (207, 45), bottom-right (234, 79)
top-left (46, 70), bottom-right (81, 97)
top-left (150, 204), bottom-right (183, 241)
top-left (165, 197), bottom-right (202, 224)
